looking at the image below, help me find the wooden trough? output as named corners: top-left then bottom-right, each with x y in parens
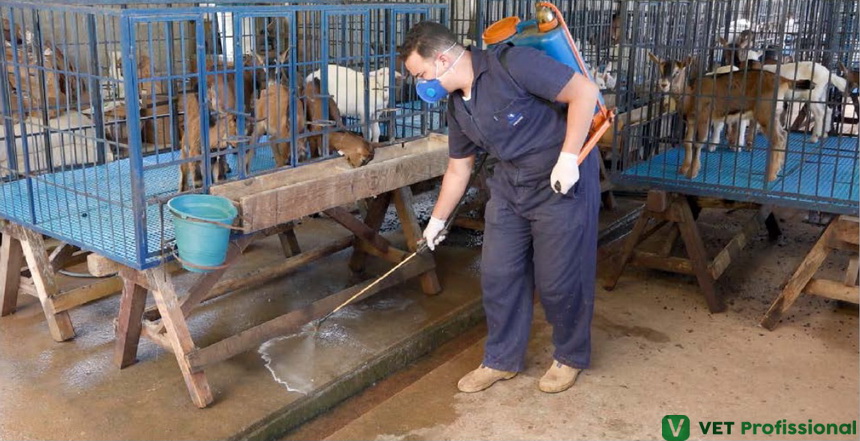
top-left (97, 133), bottom-right (450, 408)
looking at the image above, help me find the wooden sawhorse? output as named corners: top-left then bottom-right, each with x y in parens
top-left (603, 190), bottom-right (782, 313)
top-left (112, 135), bottom-right (449, 407)
top-left (0, 222), bottom-right (121, 341)
top-left (760, 215), bottom-right (859, 330)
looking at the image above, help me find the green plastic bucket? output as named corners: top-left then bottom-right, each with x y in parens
top-left (168, 194), bottom-right (238, 273)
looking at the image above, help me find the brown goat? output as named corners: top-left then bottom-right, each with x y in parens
top-left (178, 92), bottom-right (239, 191)
top-left (303, 77), bottom-right (375, 167)
top-left (649, 53), bottom-right (813, 182)
top-left (718, 30), bottom-right (755, 68)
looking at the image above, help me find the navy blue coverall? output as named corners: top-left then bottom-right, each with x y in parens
top-left (447, 45), bottom-right (600, 372)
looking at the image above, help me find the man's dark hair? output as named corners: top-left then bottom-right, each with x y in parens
top-left (399, 21), bottom-right (459, 60)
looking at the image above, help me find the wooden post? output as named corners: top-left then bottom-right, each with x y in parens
top-left (13, 226), bottom-right (75, 341)
top-left (114, 276), bottom-right (149, 369)
top-left (146, 266), bottom-right (213, 408)
top-left (393, 186), bottom-right (441, 295)
top-left (0, 235), bottom-right (24, 316)
top-left (675, 197), bottom-right (725, 313)
top-left (602, 211), bottom-right (650, 290)
top-left (348, 192), bottom-right (392, 275)
top-left (761, 216), bottom-right (859, 330)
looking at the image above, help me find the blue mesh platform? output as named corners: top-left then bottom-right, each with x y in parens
top-left (0, 145), bottom-right (283, 270)
top-left (618, 132), bottom-right (860, 214)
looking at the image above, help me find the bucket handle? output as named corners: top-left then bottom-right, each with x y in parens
top-left (169, 241), bottom-right (241, 272)
top-left (171, 199), bottom-right (252, 233)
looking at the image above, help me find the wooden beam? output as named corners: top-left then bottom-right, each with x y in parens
top-left (51, 277), bottom-right (123, 313)
top-left (349, 192), bottom-right (392, 274)
top-left (146, 266), bottom-right (213, 408)
top-left (393, 186), bottom-right (441, 295)
top-left (0, 235), bottom-right (24, 316)
top-left (13, 225), bottom-right (76, 341)
top-left (142, 236), bottom-right (354, 322)
top-left (353, 239), bottom-right (408, 264)
top-left (324, 206), bottom-right (391, 254)
top-left (213, 135), bottom-right (449, 232)
top-left (675, 199), bottom-right (725, 313)
top-left (761, 221), bottom-right (834, 330)
top-left (805, 278), bottom-right (859, 303)
top-left (708, 206), bottom-right (768, 280)
top-left (845, 257), bottom-right (859, 287)
top-left (114, 278), bottom-right (149, 369)
top-left (832, 216), bottom-right (859, 246)
top-left (185, 255), bottom-right (435, 370)
top-left (603, 212), bottom-right (650, 290)
top-left (630, 251), bottom-right (695, 275)
top-left (278, 228), bottom-right (301, 258)
top-left (87, 253), bottom-right (123, 277)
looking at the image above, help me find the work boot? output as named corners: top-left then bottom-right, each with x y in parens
top-left (539, 360), bottom-right (581, 393)
top-left (457, 364), bottom-right (517, 393)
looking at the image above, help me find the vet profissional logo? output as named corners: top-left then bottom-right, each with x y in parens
top-left (662, 415), bottom-right (691, 441)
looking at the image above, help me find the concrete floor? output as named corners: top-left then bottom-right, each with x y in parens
top-left (286, 207), bottom-right (860, 441)
top-left (1, 199), bottom-right (857, 440)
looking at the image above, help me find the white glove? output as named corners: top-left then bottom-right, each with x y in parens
top-left (422, 216), bottom-right (447, 251)
top-left (550, 152), bottom-right (580, 194)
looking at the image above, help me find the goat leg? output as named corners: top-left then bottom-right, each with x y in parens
top-left (679, 119), bottom-right (695, 177)
top-left (689, 118), bottom-right (710, 179)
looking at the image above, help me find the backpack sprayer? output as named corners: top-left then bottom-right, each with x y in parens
top-left (313, 2), bottom-right (611, 332)
top-left (483, 1), bottom-right (614, 167)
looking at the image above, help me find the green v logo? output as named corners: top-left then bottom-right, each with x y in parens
top-left (662, 415), bottom-right (690, 441)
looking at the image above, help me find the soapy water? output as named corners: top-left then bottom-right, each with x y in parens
top-left (259, 320), bottom-right (371, 395)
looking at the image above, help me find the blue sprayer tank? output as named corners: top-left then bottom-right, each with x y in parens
top-left (483, 7), bottom-right (606, 107)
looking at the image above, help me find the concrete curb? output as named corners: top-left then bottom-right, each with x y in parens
top-left (230, 296), bottom-right (486, 441)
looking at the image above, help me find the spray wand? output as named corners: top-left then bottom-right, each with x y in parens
top-left (312, 153), bottom-right (489, 333)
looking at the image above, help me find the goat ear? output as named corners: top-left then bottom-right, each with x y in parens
top-left (647, 51), bottom-right (661, 65)
top-left (253, 52), bottom-right (266, 66)
top-left (278, 48), bottom-right (290, 63)
top-left (683, 56), bottom-right (696, 67)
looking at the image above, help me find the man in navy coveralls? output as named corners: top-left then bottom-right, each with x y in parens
top-left (400, 21), bottom-right (600, 393)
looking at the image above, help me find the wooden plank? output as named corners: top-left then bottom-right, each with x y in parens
top-left (324, 206), bottom-right (391, 254)
top-left (143, 236), bottom-right (354, 322)
top-left (349, 192), bottom-right (392, 274)
top-left (761, 221), bottom-right (834, 330)
top-left (657, 225), bottom-right (681, 257)
top-left (18, 279), bottom-right (36, 297)
top-left (708, 206), bottom-right (768, 280)
top-left (114, 278), bottom-right (149, 369)
top-left (805, 278), bottom-right (860, 303)
top-left (51, 276), bottom-right (123, 313)
top-left (393, 186), bottom-right (441, 295)
top-left (48, 244), bottom-right (89, 272)
top-left (353, 239), bottom-right (408, 264)
top-left (845, 257), bottom-right (859, 287)
top-left (186, 255), bottom-right (435, 370)
top-left (214, 136), bottom-right (449, 232)
top-left (140, 319), bottom-right (174, 353)
top-left (146, 266), bottom-right (213, 408)
top-left (675, 199), bottom-right (725, 313)
top-left (0, 235), bottom-right (24, 316)
top-left (13, 225), bottom-right (76, 341)
top-left (630, 250), bottom-right (695, 275)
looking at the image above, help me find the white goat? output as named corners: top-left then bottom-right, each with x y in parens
top-left (306, 65), bottom-right (402, 143)
top-left (762, 61), bottom-right (848, 142)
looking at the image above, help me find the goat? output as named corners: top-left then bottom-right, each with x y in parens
top-left (306, 65), bottom-right (402, 143)
top-left (178, 92), bottom-right (239, 191)
top-left (303, 77), bottom-right (375, 168)
top-left (760, 61), bottom-right (847, 142)
top-left (247, 50), bottom-right (306, 173)
top-left (718, 30), bottom-right (755, 68)
top-left (649, 53), bottom-right (813, 182)
top-left (838, 62), bottom-right (859, 131)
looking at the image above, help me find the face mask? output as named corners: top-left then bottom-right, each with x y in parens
top-left (416, 44), bottom-right (463, 104)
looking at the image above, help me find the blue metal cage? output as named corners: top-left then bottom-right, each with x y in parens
top-left (609, 0), bottom-right (859, 215)
top-left (0, 0), bottom-right (447, 269)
